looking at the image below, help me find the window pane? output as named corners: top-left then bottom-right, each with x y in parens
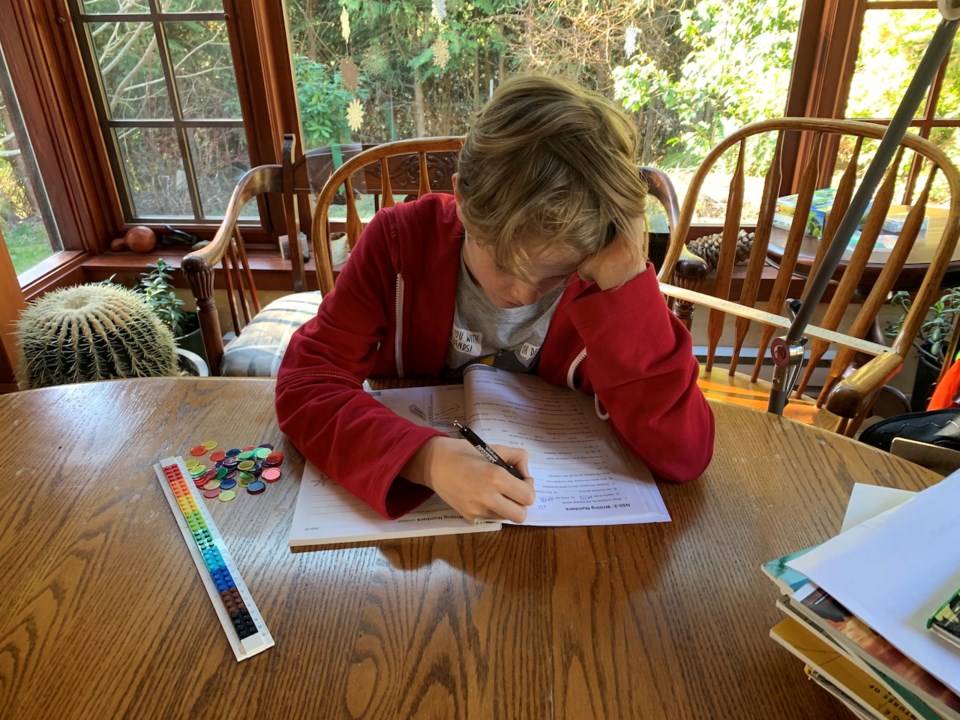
top-left (116, 127), bottom-right (192, 217)
top-left (167, 20), bottom-right (240, 120)
top-left (0, 43), bottom-right (62, 276)
top-left (88, 22), bottom-right (170, 121)
top-left (187, 127), bottom-right (253, 218)
top-left (160, 0), bottom-right (223, 11)
top-left (847, 9), bottom-right (941, 120)
top-left (76, 4), bottom-right (252, 224)
top-left (927, 128), bottom-right (958, 207)
top-left (286, 0), bottom-right (802, 224)
top-left (81, 0), bottom-right (151, 13)
top-left (936, 30), bottom-right (960, 117)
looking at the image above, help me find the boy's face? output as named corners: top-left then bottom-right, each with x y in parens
top-left (453, 173), bottom-right (582, 308)
top-left (461, 232), bottom-right (581, 309)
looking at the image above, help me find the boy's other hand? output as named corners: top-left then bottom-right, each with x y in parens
top-left (577, 215), bottom-right (648, 290)
top-left (401, 436), bottom-right (535, 523)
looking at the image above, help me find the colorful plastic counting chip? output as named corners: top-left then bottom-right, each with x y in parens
top-left (261, 468), bottom-right (281, 483)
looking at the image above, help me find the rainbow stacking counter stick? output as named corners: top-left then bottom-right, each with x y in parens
top-left (154, 456), bottom-right (274, 661)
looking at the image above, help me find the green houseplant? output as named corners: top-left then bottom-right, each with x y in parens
top-left (885, 287), bottom-right (960, 410)
top-left (138, 259), bottom-right (206, 363)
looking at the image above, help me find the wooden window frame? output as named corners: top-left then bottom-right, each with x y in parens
top-left (0, 0), bottom-right (301, 302)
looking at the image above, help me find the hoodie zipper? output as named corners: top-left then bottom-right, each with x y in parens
top-left (394, 273), bottom-right (405, 378)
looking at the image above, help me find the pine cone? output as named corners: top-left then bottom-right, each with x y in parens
top-left (686, 229), bottom-right (754, 273)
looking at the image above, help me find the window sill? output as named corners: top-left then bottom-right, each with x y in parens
top-left (79, 249), bottom-right (321, 293)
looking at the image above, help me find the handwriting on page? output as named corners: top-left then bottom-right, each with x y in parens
top-left (463, 365), bottom-right (669, 526)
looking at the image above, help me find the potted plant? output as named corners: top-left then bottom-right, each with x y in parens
top-left (139, 259), bottom-right (207, 364)
top-left (885, 287), bottom-right (960, 410)
top-left (16, 284), bottom-right (179, 388)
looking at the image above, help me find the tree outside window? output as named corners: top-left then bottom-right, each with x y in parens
top-left (0, 43), bottom-right (62, 277)
top-left (285, 0), bottom-right (803, 224)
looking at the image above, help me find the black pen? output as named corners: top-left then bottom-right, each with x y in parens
top-left (453, 420), bottom-right (525, 480)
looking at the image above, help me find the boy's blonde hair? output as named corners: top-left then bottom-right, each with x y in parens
top-left (456, 74), bottom-right (647, 279)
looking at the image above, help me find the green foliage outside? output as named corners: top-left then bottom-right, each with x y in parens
top-left (0, 152), bottom-right (53, 275)
top-left (286, 0), bottom-right (958, 217)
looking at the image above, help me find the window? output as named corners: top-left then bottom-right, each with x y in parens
top-left (72, 0), bottom-right (253, 222)
top-left (0, 42), bottom-right (63, 277)
top-left (843, 1), bottom-right (959, 206)
top-left (285, 0), bottom-right (805, 226)
top-left (0, 0), bottom-right (955, 296)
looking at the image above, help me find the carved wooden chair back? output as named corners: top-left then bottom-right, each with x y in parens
top-left (311, 137), bottom-right (464, 294)
top-left (657, 118), bottom-right (960, 434)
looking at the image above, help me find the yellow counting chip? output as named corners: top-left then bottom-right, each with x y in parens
top-left (202, 479), bottom-right (221, 490)
top-left (219, 489), bottom-right (237, 502)
top-left (185, 459), bottom-right (200, 470)
top-left (203, 440), bottom-right (218, 450)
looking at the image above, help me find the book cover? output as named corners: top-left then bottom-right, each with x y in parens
top-left (929, 589), bottom-right (960, 651)
top-left (780, 584), bottom-right (960, 720)
top-left (771, 617), bottom-right (919, 720)
top-left (787, 471), bottom-right (960, 699)
top-left (764, 544), bottom-right (944, 720)
top-left (803, 666), bottom-right (886, 720)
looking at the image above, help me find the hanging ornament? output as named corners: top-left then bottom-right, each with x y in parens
top-left (340, 6), bottom-right (351, 44)
top-left (340, 57), bottom-right (360, 91)
top-left (625, 26), bottom-right (639, 59)
top-left (346, 98), bottom-right (364, 132)
top-left (431, 0), bottom-right (447, 23)
top-left (361, 46), bottom-right (387, 77)
top-left (432, 37), bottom-right (450, 69)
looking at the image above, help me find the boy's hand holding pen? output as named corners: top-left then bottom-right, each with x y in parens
top-left (399, 426), bottom-right (534, 524)
top-left (453, 420), bottom-right (525, 480)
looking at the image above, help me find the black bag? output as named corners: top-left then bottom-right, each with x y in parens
top-left (859, 409), bottom-right (960, 452)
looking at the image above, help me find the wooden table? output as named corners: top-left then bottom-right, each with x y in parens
top-left (0, 378), bottom-right (942, 719)
top-left (766, 205), bottom-right (956, 291)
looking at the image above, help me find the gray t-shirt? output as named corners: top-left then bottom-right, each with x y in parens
top-left (445, 253), bottom-right (566, 376)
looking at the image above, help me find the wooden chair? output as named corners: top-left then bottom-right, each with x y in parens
top-left (657, 117), bottom-right (960, 435)
top-left (186, 133), bottom-right (681, 377)
top-left (310, 137), bottom-right (464, 293)
top-left (182, 136), bottom-right (374, 376)
top-left (311, 135), bottom-right (681, 291)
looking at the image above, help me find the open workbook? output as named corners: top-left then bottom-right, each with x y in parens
top-left (288, 364), bottom-right (669, 547)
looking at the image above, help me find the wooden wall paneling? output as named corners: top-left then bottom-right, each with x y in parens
top-left (224, 0), bottom-right (303, 257)
top-left (781, 0), bottom-right (867, 194)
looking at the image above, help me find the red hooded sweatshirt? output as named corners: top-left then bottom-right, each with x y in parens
top-left (276, 193), bottom-right (714, 518)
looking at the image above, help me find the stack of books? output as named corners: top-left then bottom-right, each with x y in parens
top-left (773, 187), bottom-right (927, 248)
top-left (763, 479), bottom-right (960, 720)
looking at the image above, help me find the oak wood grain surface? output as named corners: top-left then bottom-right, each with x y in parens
top-left (0, 378), bottom-right (942, 719)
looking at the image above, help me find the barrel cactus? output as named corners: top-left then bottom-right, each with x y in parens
top-left (16, 284), bottom-right (179, 389)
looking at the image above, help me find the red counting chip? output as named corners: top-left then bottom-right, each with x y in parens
top-left (189, 445), bottom-right (208, 457)
top-left (265, 452), bottom-right (283, 466)
top-left (261, 468), bottom-right (281, 483)
top-left (209, 450), bottom-right (226, 463)
top-left (202, 488), bottom-right (221, 499)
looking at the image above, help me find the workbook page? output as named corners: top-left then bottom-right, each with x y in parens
top-left (463, 365), bottom-right (669, 526)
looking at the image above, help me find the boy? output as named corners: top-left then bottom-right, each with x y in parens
top-left (276, 74), bottom-right (714, 523)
